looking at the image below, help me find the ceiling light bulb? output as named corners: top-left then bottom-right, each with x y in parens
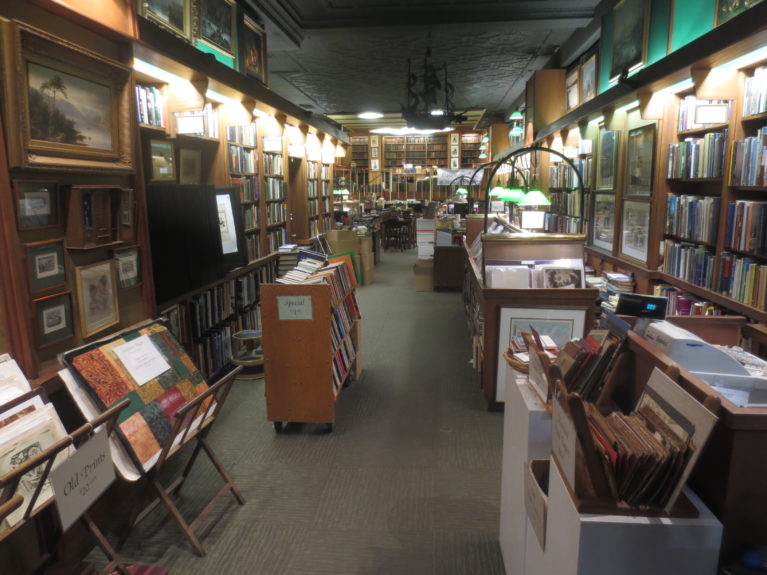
top-left (357, 111), bottom-right (384, 119)
top-left (430, 109), bottom-right (444, 116)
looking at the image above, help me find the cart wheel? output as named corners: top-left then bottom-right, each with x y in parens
top-left (273, 421), bottom-right (283, 433)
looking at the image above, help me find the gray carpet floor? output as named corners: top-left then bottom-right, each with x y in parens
top-left (103, 249), bottom-right (506, 574)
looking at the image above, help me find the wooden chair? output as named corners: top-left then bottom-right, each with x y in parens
top-left (382, 219), bottom-right (405, 251)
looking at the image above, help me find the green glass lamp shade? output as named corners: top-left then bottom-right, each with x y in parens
top-left (333, 188), bottom-right (350, 196)
top-left (455, 187), bottom-right (468, 195)
top-left (509, 124), bottom-right (524, 137)
top-left (489, 186), bottom-right (508, 198)
top-left (504, 188), bottom-right (526, 203)
top-left (509, 110), bottom-right (524, 120)
top-left (478, 151), bottom-right (487, 159)
top-left (520, 190), bottom-right (550, 206)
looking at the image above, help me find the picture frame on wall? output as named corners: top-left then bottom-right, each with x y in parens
top-left (371, 147), bottom-right (379, 158)
top-left (75, 260), bottom-right (119, 338)
top-left (566, 68), bottom-right (580, 111)
top-left (198, 0), bottom-right (236, 58)
top-left (450, 157), bottom-right (459, 169)
top-left (371, 159), bottom-right (380, 171)
top-left (178, 148), bottom-right (202, 184)
top-left (33, 291), bottom-right (74, 348)
top-left (25, 239), bottom-right (66, 295)
top-left (140, 0), bottom-right (191, 40)
top-left (150, 139), bottom-right (176, 182)
top-left (620, 200), bottom-right (651, 262)
top-left (610, 0), bottom-right (647, 82)
top-left (597, 127), bottom-right (619, 190)
top-left (238, 13), bottom-right (267, 84)
top-left (114, 247), bottom-right (140, 289)
top-left (580, 54), bottom-right (597, 103)
top-left (370, 135), bottom-right (380, 147)
top-left (13, 180), bottom-right (59, 230)
top-left (716, 0), bottom-right (763, 25)
top-left (591, 193), bottom-right (616, 252)
top-left (626, 124), bottom-right (655, 196)
top-left (451, 145), bottom-right (459, 157)
top-left (0, 20), bottom-right (132, 171)
top-left (450, 133), bottom-right (459, 146)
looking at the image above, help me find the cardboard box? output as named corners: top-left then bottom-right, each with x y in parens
top-left (360, 249), bottom-right (374, 268)
top-left (362, 262), bottom-right (375, 286)
top-left (326, 229), bottom-right (357, 243)
top-left (413, 258), bottom-right (434, 291)
top-left (357, 235), bottom-right (373, 254)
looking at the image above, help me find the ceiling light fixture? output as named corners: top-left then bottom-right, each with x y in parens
top-left (357, 111), bottom-right (384, 119)
top-left (615, 99), bottom-right (640, 114)
top-left (509, 109), bottom-right (524, 121)
top-left (401, 47), bottom-right (467, 130)
top-left (369, 126), bottom-right (451, 136)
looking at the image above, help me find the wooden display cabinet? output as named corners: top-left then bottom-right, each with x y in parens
top-left (65, 186), bottom-right (124, 249)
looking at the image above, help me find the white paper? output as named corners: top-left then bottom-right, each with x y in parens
top-left (51, 428), bottom-right (115, 531)
top-left (277, 295), bottom-right (313, 320)
top-left (113, 335), bottom-right (170, 386)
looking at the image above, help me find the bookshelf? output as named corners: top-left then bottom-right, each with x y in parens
top-left (263, 135), bottom-right (288, 253)
top-left (350, 135), bottom-right (369, 170)
top-left (226, 122), bottom-right (261, 263)
top-left (260, 261), bottom-right (362, 431)
top-left (460, 133), bottom-right (482, 167)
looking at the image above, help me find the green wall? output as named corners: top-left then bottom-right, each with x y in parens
top-left (670, 0), bottom-right (715, 52)
top-left (647, 0), bottom-right (672, 66)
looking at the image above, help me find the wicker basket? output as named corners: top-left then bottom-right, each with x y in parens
top-left (503, 348), bottom-right (529, 374)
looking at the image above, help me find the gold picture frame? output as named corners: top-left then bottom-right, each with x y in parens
top-left (0, 20), bottom-right (132, 172)
top-left (196, 0), bottom-right (236, 59)
top-left (609, 0), bottom-right (648, 82)
top-left (140, 0), bottom-right (192, 40)
top-left (75, 260), bottom-right (120, 338)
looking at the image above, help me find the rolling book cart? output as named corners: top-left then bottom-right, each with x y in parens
top-left (0, 388), bottom-right (131, 574)
top-left (261, 260), bottom-right (362, 432)
top-left (59, 320), bottom-right (245, 557)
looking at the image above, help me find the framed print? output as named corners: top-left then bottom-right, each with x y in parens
top-left (592, 193), bottom-right (616, 252)
top-left (596, 128), bottom-right (619, 190)
top-left (370, 135), bottom-right (380, 147)
top-left (566, 68), bottom-right (580, 111)
top-left (450, 133), bottom-right (459, 146)
top-left (114, 247), bottom-right (140, 288)
top-left (239, 14), bottom-right (267, 84)
top-left (75, 260), bottom-right (119, 337)
top-left (580, 54), bottom-right (597, 103)
top-left (694, 102), bottom-right (730, 125)
top-left (178, 148), bottom-right (202, 184)
top-left (371, 147), bottom-right (379, 158)
top-left (496, 306), bottom-right (587, 402)
top-left (621, 200), bottom-right (651, 262)
top-left (371, 159), bottom-right (380, 171)
top-left (33, 291), bottom-right (74, 348)
top-left (0, 20), bottom-right (132, 171)
top-left (25, 239), bottom-right (66, 295)
top-left (540, 266), bottom-right (585, 289)
top-left (198, 0), bottom-right (236, 57)
top-left (150, 139), bottom-right (176, 182)
top-left (610, 0), bottom-right (647, 82)
top-left (13, 180), bottom-right (59, 229)
top-left (626, 124), bottom-right (655, 196)
top-left (717, 0), bottom-right (763, 25)
top-left (450, 157), bottom-right (459, 169)
top-left (451, 145), bottom-right (459, 157)
top-left (140, 0), bottom-right (191, 40)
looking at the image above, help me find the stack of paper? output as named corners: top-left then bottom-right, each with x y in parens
top-left (416, 218), bottom-right (436, 258)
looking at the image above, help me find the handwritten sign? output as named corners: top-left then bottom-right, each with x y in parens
top-left (113, 334), bottom-right (170, 386)
top-left (51, 429), bottom-right (115, 531)
top-left (277, 295), bottom-right (313, 320)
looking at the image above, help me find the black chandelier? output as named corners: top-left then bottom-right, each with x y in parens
top-left (402, 48), bottom-right (466, 130)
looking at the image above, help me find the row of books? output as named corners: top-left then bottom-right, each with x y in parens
top-left (307, 180), bottom-right (318, 198)
top-left (307, 160), bottom-right (320, 179)
top-left (309, 219), bottom-right (320, 238)
top-left (556, 328), bottom-right (623, 402)
top-left (243, 204), bottom-right (260, 231)
top-left (307, 198), bottom-right (318, 217)
top-left (543, 212), bottom-right (582, 234)
top-left (729, 128), bottom-right (767, 187)
top-left (266, 228), bottom-right (288, 254)
top-left (246, 234), bottom-right (261, 262)
top-left (193, 324), bottom-right (232, 379)
top-left (0, 356), bottom-right (70, 528)
top-left (548, 162), bottom-right (585, 190)
top-left (135, 84), bottom-right (166, 128)
top-left (265, 176), bottom-right (287, 200)
top-left (666, 131), bottom-right (727, 179)
top-left (724, 200), bottom-right (767, 254)
top-left (230, 175), bottom-right (259, 203)
top-left (662, 240), bottom-right (716, 289)
top-left (332, 335), bottom-right (357, 393)
top-left (665, 194), bottom-right (720, 245)
top-left (743, 65), bottom-right (767, 118)
top-left (550, 190), bottom-right (583, 218)
top-left (266, 202), bottom-right (286, 226)
top-left (677, 96), bottom-right (731, 131)
top-left (263, 152), bottom-right (284, 176)
top-left (652, 284), bottom-right (725, 316)
top-left (228, 145), bottom-right (257, 174)
top-left (225, 123), bottom-right (257, 147)
top-left (719, 252), bottom-right (767, 310)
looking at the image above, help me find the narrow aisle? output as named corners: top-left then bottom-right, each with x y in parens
top-left (106, 250), bottom-right (505, 575)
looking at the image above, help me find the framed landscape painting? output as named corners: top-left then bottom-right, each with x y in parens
top-left (198, 0), bottom-right (236, 58)
top-left (610, 0), bottom-right (647, 81)
top-left (716, 0), bottom-right (763, 25)
top-left (0, 20), bottom-right (132, 171)
top-left (141, 0), bottom-right (191, 40)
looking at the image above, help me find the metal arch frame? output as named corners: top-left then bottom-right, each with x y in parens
top-left (482, 145), bottom-right (586, 232)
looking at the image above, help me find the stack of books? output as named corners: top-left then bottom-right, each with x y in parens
top-left (599, 271), bottom-right (635, 311)
top-left (555, 329), bottom-right (624, 402)
top-left (276, 249), bottom-right (326, 284)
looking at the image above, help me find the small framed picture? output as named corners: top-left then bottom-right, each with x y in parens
top-left (150, 139), bottom-right (176, 182)
top-left (120, 188), bottom-right (134, 227)
top-left (179, 148), bottom-right (202, 184)
top-left (33, 291), bottom-right (74, 348)
top-left (592, 193), bottom-right (616, 252)
top-left (25, 239), bottom-right (66, 295)
top-left (596, 127), bottom-right (619, 190)
top-left (75, 260), bottom-right (119, 338)
top-left (13, 180), bottom-right (59, 229)
top-left (450, 157), bottom-right (459, 169)
top-left (370, 135), bottom-right (380, 147)
top-left (238, 13), bottom-right (267, 84)
top-left (451, 145), bottom-right (459, 157)
top-left (621, 200), bottom-right (651, 262)
top-left (114, 247), bottom-right (140, 288)
top-left (580, 54), bottom-right (597, 103)
top-left (566, 68), bottom-right (580, 111)
top-left (371, 146), bottom-right (379, 158)
top-left (450, 133), bottom-right (459, 145)
top-left (371, 159), bottom-right (380, 171)
top-left (626, 124), bottom-right (655, 196)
